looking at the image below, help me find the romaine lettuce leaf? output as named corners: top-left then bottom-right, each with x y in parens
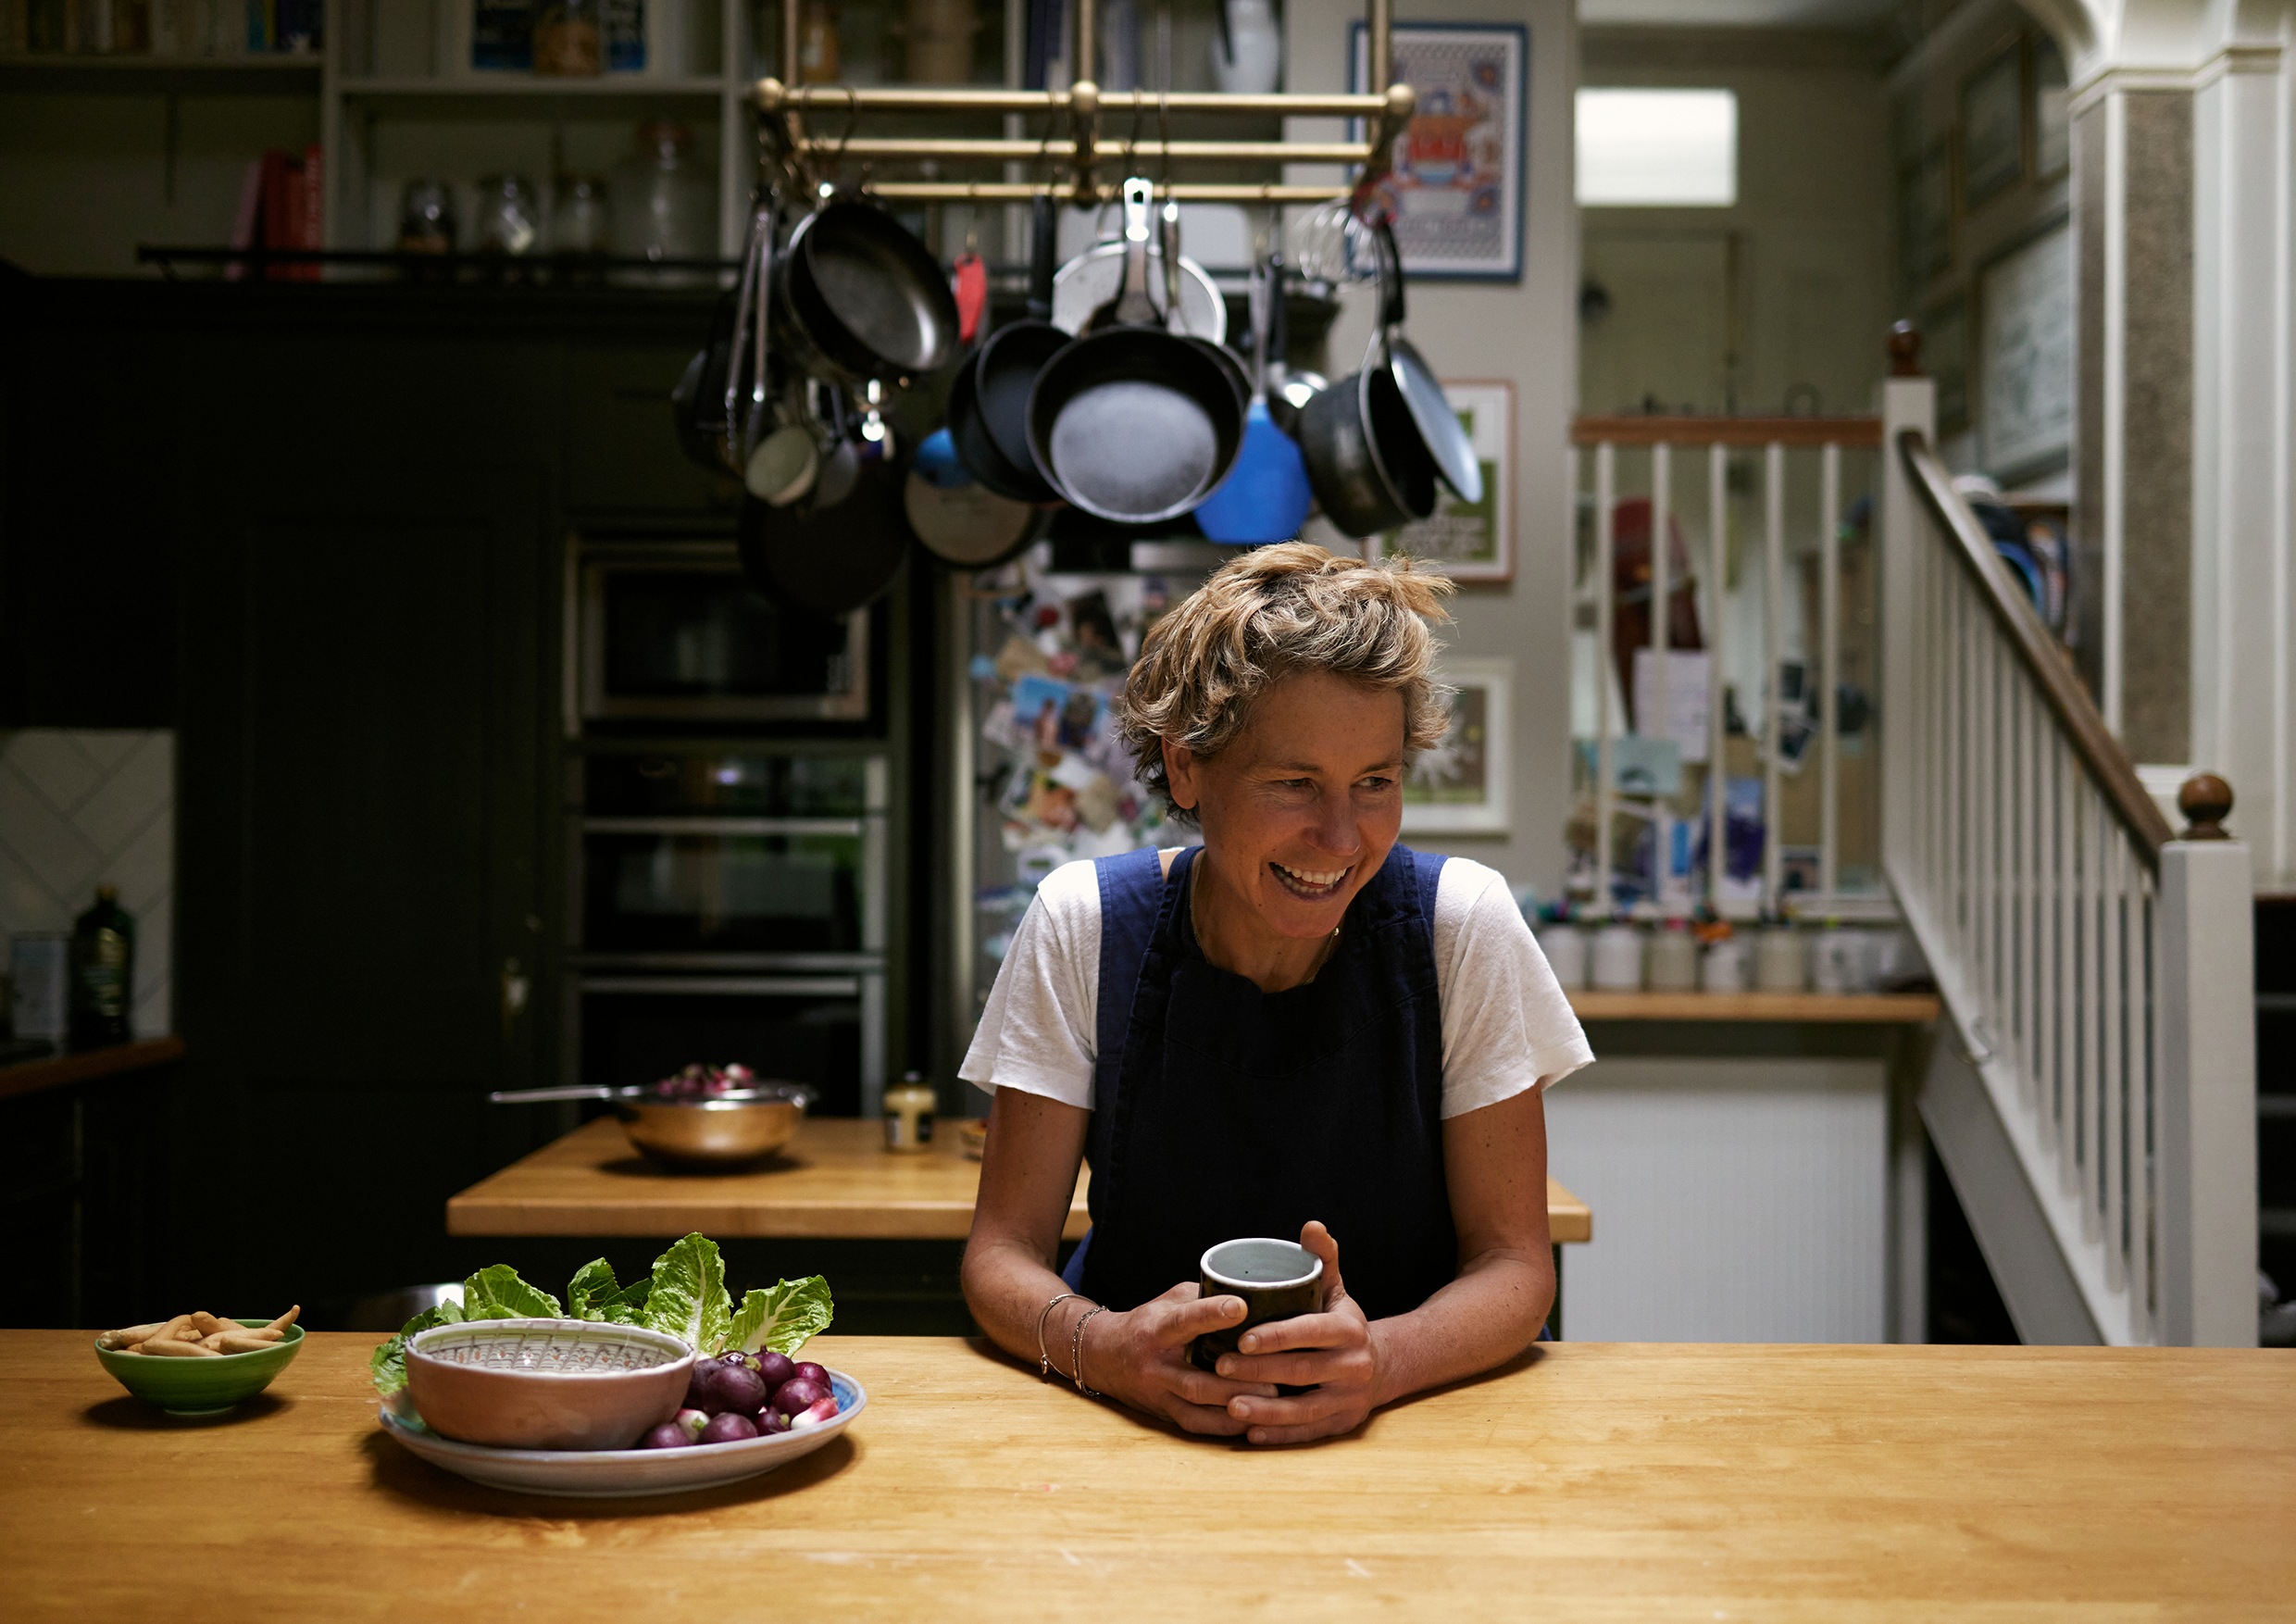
top-left (729, 1276), bottom-right (834, 1357)
top-left (369, 1300), bottom-right (465, 1399)
top-left (460, 1263), bottom-right (562, 1321)
top-left (567, 1258), bottom-right (652, 1325)
top-left (637, 1232), bottom-right (732, 1353)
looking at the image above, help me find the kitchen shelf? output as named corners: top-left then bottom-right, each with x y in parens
top-left (1566, 991), bottom-right (1943, 1023)
top-left (0, 52), bottom-right (319, 69)
top-left (0, 53), bottom-right (320, 93)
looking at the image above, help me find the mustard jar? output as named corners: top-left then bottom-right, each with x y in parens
top-left (883, 1071), bottom-right (938, 1154)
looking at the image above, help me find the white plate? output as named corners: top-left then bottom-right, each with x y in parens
top-left (377, 1368), bottom-right (866, 1498)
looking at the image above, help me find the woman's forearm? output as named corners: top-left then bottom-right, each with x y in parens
top-left (962, 1234), bottom-right (1093, 1376)
top-left (1366, 1246), bottom-right (1554, 1410)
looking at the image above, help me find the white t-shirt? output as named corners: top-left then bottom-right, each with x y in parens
top-left (960, 852), bottom-right (1592, 1118)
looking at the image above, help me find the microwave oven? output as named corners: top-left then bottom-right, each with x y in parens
top-left (568, 538), bottom-right (869, 728)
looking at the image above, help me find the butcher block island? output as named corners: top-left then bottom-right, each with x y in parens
top-left (445, 1116), bottom-right (1597, 1244)
top-left (9, 1329), bottom-right (2291, 1620)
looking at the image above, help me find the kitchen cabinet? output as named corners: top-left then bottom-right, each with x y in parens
top-left (0, 280), bottom-right (806, 1310)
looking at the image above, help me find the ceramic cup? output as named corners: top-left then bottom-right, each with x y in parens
top-left (1189, 1237), bottom-right (1324, 1384)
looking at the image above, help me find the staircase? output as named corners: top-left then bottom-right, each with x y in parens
top-left (1878, 371), bottom-right (2259, 1346)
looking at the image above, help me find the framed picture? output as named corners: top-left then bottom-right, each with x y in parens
top-left (1960, 38), bottom-right (2026, 208)
top-left (1403, 656), bottom-right (1512, 832)
top-left (1978, 216), bottom-right (2074, 481)
top-left (1364, 380), bottom-right (1514, 581)
top-left (1349, 22), bottom-right (1528, 281)
top-left (1921, 293), bottom-right (1970, 436)
top-left (1899, 138), bottom-right (1953, 289)
top-left (2031, 32), bottom-right (2070, 181)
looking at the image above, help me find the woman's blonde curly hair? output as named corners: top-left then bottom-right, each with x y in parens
top-left (1114, 542), bottom-right (1455, 825)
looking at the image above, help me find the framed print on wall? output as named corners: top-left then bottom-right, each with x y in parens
top-left (1960, 38), bottom-right (2026, 208)
top-left (1364, 380), bottom-right (1514, 581)
top-left (2032, 31), bottom-right (2070, 181)
top-left (1349, 22), bottom-right (1528, 281)
top-left (1978, 216), bottom-right (2074, 481)
top-left (1402, 656), bottom-right (1513, 833)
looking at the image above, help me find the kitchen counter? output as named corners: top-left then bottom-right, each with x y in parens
top-left (446, 1116), bottom-right (1595, 1245)
top-left (0, 1035), bottom-right (183, 1103)
top-left (10, 1329), bottom-right (2291, 1619)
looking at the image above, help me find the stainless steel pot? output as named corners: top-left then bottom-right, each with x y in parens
top-left (490, 1081), bottom-right (816, 1168)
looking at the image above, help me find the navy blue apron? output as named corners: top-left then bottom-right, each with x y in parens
top-left (1062, 843), bottom-right (1458, 1323)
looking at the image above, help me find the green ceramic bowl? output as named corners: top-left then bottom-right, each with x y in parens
top-left (94, 1321), bottom-right (306, 1415)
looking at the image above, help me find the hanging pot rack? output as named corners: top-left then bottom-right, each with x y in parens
top-left (748, 0), bottom-right (1413, 206)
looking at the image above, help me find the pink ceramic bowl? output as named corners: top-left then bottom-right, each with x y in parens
top-left (406, 1318), bottom-right (694, 1451)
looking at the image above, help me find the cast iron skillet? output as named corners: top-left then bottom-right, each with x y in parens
top-left (948, 194), bottom-right (1066, 503)
top-left (780, 194), bottom-right (961, 386)
top-left (1298, 219), bottom-right (1441, 536)
top-left (1024, 180), bottom-right (1246, 526)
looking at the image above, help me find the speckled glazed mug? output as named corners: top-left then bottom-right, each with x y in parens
top-left (1189, 1237), bottom-right (1324, 1381)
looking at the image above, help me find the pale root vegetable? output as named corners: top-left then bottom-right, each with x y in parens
top-left (104, 1310), bottom-right (295, 1355)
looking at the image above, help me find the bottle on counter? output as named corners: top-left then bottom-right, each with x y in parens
top-left (69, 885), bottom-right (134, 1049)
top-left (883, 1070), bottom-right (937, 1154)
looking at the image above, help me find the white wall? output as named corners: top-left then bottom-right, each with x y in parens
top-left (1285, 0), bottom-right (1581, 898)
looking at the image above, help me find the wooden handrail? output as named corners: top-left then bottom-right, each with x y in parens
top-left (1572, 416), bottom-right (1882, 448)
top-left (1896, 428), bottom-right (2176, 868)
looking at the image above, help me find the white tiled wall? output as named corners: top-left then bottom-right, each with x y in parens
top-left (0, 730), bottom-right (174, 1039)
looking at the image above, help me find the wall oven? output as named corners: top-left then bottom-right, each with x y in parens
top-left (568, 745), bottom-right (889, 1118)
top-left (569, 537), bottom-right (868, 727)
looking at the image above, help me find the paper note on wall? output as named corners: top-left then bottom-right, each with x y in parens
top-left (1632, 649), bottom-right (1712, 764)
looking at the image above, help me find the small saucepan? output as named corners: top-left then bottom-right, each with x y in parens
top-left (1025, 180), bottom-right (1247, 526)
top-left (489, 1081), bottom-right (817, 1168)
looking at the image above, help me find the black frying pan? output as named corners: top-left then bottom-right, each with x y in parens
top-left (1024, 180), bottom-right (1246, 526)
top-left (1297, 220), bottom-right (1442, 537)
top-left (780, 195), bottom-right (961, 386)
top-left (948, 194), bottom-right (1065, 503)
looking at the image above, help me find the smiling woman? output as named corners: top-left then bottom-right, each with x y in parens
top-left (959, 543), bottom-right (1593, 1446)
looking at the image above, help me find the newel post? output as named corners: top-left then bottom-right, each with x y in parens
top-left (2156, 772), bottom-right (2258, 1346)
top-left (1878, 321), bottom-right (1934, 902)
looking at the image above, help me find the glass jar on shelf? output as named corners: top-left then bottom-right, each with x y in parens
top-left (552, 173), bottom-right (611, 255)
top-left (613, 122), bottom-right (713, 284)
top-left (474, 174), bottom-right (543, 257)
top-left (396, 179), bottom-right (458, 254)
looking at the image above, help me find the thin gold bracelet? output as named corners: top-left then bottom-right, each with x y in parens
top-left (1036, 1291), bottom-right (1080, 1379)
top-left (1070, 1304), bottom-right (1108, 1397)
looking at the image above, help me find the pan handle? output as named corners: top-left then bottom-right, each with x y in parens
top-left (1113, 178), bottom-right (1159, 328)
top-left (1263, 250), bottom-right (1289, 401)
top-left (1027, 193), bottom-right (1057, 321)
top-left (1373, 214), bottom-right (1405, 333)
top-left (489, 1085), bottom-right (616, 1104)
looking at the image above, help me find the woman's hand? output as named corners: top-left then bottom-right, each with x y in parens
top-left (1081, 1284), bottom-right (1279, 1435)
top-left (1207, 1221), bottom-right (1381, 1445)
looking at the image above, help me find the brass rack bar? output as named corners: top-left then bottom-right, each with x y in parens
top-left (750, 81), bottom-right (1393, 120)
top-left (790, 137), bottom-right (1372, 164)
top-left (851, 181), bottom-right (1355, 203)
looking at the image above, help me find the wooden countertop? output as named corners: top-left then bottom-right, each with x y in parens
top-left (12, 1330), bottom-right (2292, 1619)
top-left (1566, 990), bottom-right (1943, 1021)
top-left (0, 1034), bottom-right (184, 1104)
top-left (449, 1117), bottom-right (1595, 1244)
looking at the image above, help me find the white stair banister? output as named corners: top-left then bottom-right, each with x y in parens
top-left (1880, 347), bottom-right (2257, 1345)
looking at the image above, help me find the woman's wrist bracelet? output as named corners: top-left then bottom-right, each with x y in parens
top-left (1070, 1304), bottom-right (1108, 1397)
top-left (1035, 1291), bottom-right (1080, 1380)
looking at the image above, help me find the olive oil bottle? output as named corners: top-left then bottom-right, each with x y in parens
top-left (69, 884), bottom-right (135, 1049)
